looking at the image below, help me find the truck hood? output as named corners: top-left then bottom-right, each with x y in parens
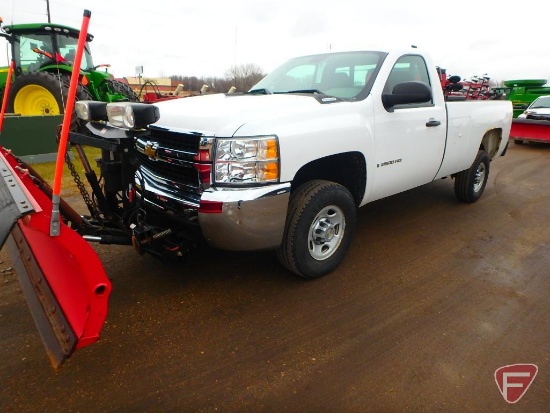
top-left (151, 93), bottom-right (329, 136)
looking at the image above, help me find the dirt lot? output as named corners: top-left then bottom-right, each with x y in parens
top-left (0, 142), bottom-right (549, 412)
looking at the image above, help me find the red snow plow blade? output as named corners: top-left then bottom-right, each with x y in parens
top-left (0, 147), bottom-right (111, 369)
top-left (510, 118), bottom-right (550, 143)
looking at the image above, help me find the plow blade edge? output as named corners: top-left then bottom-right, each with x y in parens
top-left (0, 148), bottom-right (111, 369)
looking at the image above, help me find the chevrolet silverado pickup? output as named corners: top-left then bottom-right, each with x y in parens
top-left (0, 47), bottom-right (512, 367)
top-left (104, 48), bottom-right (512, 278)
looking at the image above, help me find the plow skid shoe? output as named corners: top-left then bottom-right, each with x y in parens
top-left (0, 148), bottom-right (111, 369)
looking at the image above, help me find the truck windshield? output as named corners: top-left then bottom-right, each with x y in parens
top-left (15, 32), bottom-right (94, 71)
top-left (530, 96), bottom-right (550, 109)
top-left (250, 51), bottom-right (386, 100)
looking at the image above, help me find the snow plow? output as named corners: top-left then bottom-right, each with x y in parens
top-left (0, 10), bottom-right (111, 369)
top-left (509, 118), bottom-right (550, 145)
top-left (0, 146), bottom-right (111, 369)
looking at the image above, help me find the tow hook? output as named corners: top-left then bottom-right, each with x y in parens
top-left (130, 224), bottom-right (172, 255)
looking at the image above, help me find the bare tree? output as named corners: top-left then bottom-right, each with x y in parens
top-left (169, 63), bottom-right (266, 94)
top-left (225, 63), bottom-right (266, 93)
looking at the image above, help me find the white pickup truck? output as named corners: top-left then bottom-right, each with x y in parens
top-left (110, 48), bottom-right (511, 279)
top-left (0, 47), bottom-right (513, 367)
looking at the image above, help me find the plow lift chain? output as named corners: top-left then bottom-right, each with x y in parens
top-left (64, 148), bottom-right (100, 219)
top-left (56, 125), bottom-right (101, 220)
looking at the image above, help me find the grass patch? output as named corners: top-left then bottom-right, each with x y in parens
top-left (29, 146), bottom-right (102, 197)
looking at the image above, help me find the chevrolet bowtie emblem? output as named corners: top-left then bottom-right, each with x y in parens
top-left (144, 141), bottom-right (159, 159)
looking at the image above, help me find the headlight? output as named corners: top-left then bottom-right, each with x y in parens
top-left (75, 100), bottom-right (108, 122)
top-left (106, 102), bottom-right (160, 129)
top-left (214, 136), bottom-right (279, 184)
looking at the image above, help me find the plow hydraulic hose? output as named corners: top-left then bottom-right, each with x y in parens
top-left (50, 9), bottom-right (92, 236)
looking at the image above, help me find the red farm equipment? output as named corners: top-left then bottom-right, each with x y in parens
top-left (437, 67), bottom-right (498, 101)
top-left (138, 79), bottom-right (185, 103)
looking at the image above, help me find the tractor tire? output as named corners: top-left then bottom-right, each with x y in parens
top-left (105, 79), bottom-right (139, 101)
top-left (7, 71), bottom-right (67, 115)
top-left (454, 150), bottom-right (490, 203)
top-left (277, 180), bottom-right (357, 279)
top-left (7, 71), bottom-right (93, 132)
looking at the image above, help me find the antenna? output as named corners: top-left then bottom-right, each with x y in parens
top-left (46, 0), bottom-right (51, 23)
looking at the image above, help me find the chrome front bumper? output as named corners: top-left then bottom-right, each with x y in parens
top-left (199, 183), bottom-right (291, 251)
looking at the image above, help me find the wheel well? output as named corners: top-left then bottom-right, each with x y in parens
top-left (291, 152), bottom-right (366, 206)
top-left (479, 128), bottom-right (502, 160)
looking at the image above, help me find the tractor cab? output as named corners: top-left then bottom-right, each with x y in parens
top-left (2, 22), bottom-right (95, 75)
top-left (0, 20), bottom-right (137, 117)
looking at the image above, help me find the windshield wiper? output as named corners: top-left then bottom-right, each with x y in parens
top-left (286, 89), bottom-right (327, 95)
top-left (247, 88), bottom-right (272, 95)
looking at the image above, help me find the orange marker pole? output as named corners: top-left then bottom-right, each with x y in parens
top-left (0, 59), bottom-right (15, 134)
top-left (50, 9), bottom-right (91, 236)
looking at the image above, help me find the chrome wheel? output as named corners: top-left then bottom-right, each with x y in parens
top-left (473, 162), bottom-right (487, 193)
top-left (308, 205), bottom-right (345, 260)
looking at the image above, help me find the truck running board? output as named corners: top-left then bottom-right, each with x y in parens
top-left (0, 147), bottom-right (111, 369)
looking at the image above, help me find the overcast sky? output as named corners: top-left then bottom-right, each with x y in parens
top-left (2, 0), bottom-right (550, 84)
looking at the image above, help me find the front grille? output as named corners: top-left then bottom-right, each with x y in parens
top-left (135, 128), bottom-right (212, 209)
top-left (137, 153), bottom-right (200, 190)
top-left (148, 128), bottom-right (201, 155)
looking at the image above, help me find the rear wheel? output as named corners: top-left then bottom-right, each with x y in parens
top-left (104, 79), bottom-right (139, 101)
top-left (8, 72), bottom-right (66, 115)
top-left (454, 150), bottom-right (490, 203)
top-left (7, 71), bottom-right (93, 131)
top-left (277, 180), bottom-right (357, 279)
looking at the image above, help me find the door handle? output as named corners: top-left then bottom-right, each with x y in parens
top-left (426, 118), bottom-right (441, 127)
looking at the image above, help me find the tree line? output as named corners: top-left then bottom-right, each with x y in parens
top-left (170, 63), bottom-right (266, 94)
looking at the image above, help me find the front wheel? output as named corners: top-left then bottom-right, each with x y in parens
top-left (277, 180), bottom-right (357, 279)
top-left (454, 150), bottom-right (490, 203)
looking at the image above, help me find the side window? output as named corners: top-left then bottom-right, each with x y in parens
top-left (18, 33), bottom-right (55, 71)
top-left (384, 55), bottom-right (431, 92)
top-left (383, 54), bottom-right (432, 106)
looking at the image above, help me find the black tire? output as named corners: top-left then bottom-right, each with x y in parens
top-left (7, 71), bottom-right (93, 132)
top-left (277, 180), bottom-right (357, 279)
top-left (105, 79), bottom-right (139, 101)
top-left (514, 139), bottom-right (524, 145)
top-left (454, 150), bottom-right (490, 203)
top-left (7, 71), bottom-right (67, 115)
top-left (64, 75), bottom-right (95, 132)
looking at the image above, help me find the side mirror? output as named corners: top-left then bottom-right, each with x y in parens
top-left (382, 81), bottom-right (432, 111)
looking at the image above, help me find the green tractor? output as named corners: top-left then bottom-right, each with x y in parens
top-left (0, 20), bottom-right (138, 117)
